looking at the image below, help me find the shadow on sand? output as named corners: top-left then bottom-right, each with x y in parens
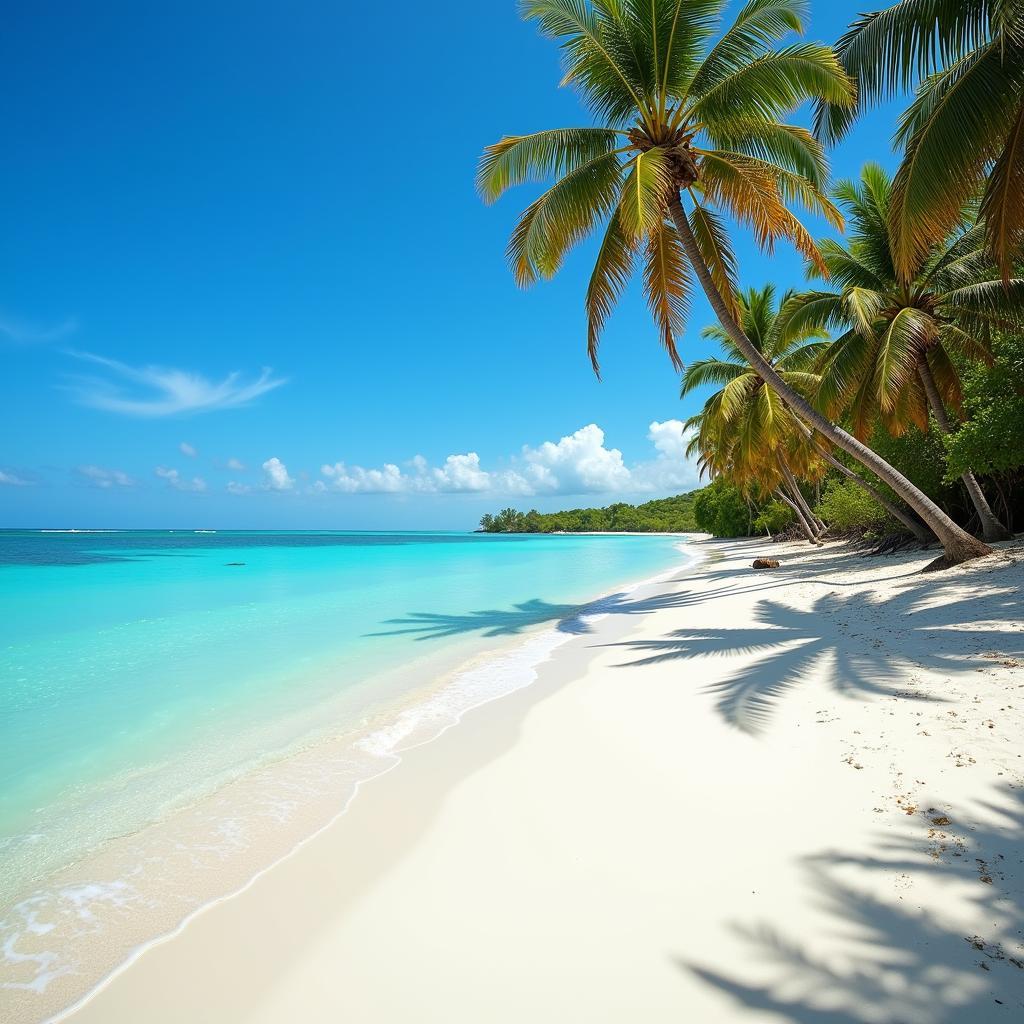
top-left (606, 557), bottom-right (1023, 734)
top-left (377, 544), bottom-right (1022, 737)
top-left (367, 585), bottom-right (699, 641)
top-left (679, 786), bottom-right (1024, 1021)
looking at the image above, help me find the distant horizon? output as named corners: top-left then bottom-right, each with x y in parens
top-left (0, 486), bottom-right (702, 534)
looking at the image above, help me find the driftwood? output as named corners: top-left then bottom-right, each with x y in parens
top-left (752, 558), bottom-right (781, 569)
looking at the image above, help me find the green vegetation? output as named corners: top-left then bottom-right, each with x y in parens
top-left (813, 479), bottom-right (893, 533)
top-left (782, 163), bottom-right (1017, 541)
top-left (944, 333), bottom-right (1024, 482)
top-left (479, 494), bottom-right (699, 534)
top-left (693, 479), bottom-right (755, 539)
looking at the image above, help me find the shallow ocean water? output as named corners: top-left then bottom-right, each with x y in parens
top-left (0, 530), bottom-right (688, 1015)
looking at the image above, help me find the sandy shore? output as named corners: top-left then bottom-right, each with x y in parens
top-left (61, 536), bottom-right (1024, 1023)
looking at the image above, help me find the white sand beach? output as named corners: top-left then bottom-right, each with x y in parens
top-left (62, 537), bottom-right (1024, 1023)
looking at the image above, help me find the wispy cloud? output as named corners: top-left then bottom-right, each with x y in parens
top-left (179, 442), bottom-right (198, 458)
top-left (225, 457), bottom-right (246, 471)
top-left (0, 469), bottom-right (34, 487)
top-left (65, 351), bottom-right (286, 417)
top-left (0, 314), bottom-right (78, 346)
top-left (76, 465), bottom-right (135, 489)
top-left (155, 466), bottom-right (207, 492)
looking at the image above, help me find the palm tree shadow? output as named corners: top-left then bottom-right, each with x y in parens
top-left (368, 588), bottom-right (705, 642)
top-left (677, 787), bottom-right (1024, 1021)
top-left (608, 574), bottom-right (1023, 735)
top-left (368, 597), bottom-right (593, 640)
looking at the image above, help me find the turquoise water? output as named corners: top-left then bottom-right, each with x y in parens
top-left (0, 530), bottom-right (686, 1013)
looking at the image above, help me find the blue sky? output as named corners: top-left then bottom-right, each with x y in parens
top-left (1, 1), bottom-right (905, 529)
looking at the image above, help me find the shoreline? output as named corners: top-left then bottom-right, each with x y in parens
top-left (17, 535), bottom-right (1024, 1022)
top-left (2, 540), bottom-right (697, 1024)
top-left (51, 546), bottom-right (703, 1024)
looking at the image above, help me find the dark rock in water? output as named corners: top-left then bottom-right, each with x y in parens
top-left (224, 562), bottom-right (246, 567)
top-left (752, 558), bottom-right (780, 569)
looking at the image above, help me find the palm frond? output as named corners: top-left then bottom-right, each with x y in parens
top-left (506, 151), bottom-right (625, 284)
top-left (816, 328), bottom-right (877, 419)
top-left (642, 217), bottom-right (691, 369)
top-left (817, 0), bottom-right (992, 143)
top-left (875, 306), bottom-right (935, 412)
top-left (620, 0), bottom-right (723, 107)
top-left (925, 343), bottom-right (963, 413)
top-left (585, 206), bottom-right (636, 374)
top-left (619, 146), bottom-right (673, 238)
top-left (477, 128), bottom-right (622, 203)
top-left (698, 150), bottom-right (826, 271)
top-left (680, 357), bottom-right (749, 396)
top-left (690, 43), bottom-right (854, 124)
top-left (980, 100), bottom-right (1024, 279)
top-left (940, 278), bottom-right (1024, 332)
top-left (889, 42), bottom-right (1022, 279)
top-left (522, 0), bottom-right (654, 125)
top-left (777, 290), bottom-right (846, 335)
top-left (702, 121), bottom-right (827, 188)
top-left (688, 0), bottom-right (806, 98)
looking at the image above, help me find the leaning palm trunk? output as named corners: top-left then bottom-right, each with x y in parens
top-left (775, 488), bottom-right (820, 545)
top-left (812, 439), bottom-right (933, 544)
top-left (667, 195), bottom-right (992, 571)
top-left (779, 461), bottom-right (826, 535)
top-left (792, 419), bottom-right (935, 544)
top-left (916, 361), bottom-right (1011, 542)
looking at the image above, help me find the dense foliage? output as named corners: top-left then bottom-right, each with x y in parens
top-left (692, 479), bottom-right (756, 538)
top-left (478, 494), bottom-right (700, 534)
top-left (944, 333), bottom-right (1024, 481)
top-left (813, 479), bottom-right (892, 532)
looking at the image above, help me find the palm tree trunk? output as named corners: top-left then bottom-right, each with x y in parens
top-left (775, 488), bottom-right (819, 544)
top-left (779, 461), bottom-right (826, 535)
top-left (666, 193), bottom-right (992, 570)
top-left (794, 420), bottom-right (935, 544)
top-left (916, 360), bottom-right (1011, 542)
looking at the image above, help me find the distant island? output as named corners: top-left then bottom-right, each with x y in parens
top-left (478, 493), bottom-right (700, 534)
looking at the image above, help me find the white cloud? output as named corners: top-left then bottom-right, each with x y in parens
top-left (628, 420), bottom-right (700, 492)
top-left (227, 481), bottom-right (252, 495)
top-left (0, 469), bottom-right (32, 487)
top-left (179, 442), bottom-right (198, 458)
top-left (322, 461), bottom-right (406, 493)
top-left (262, 457), bottom-right (294, 491)
top-left (226, 457), bottom-right (246, 471)
top-left (77, 465), bottom-right (135, 489)
top-left (65, 351), bottom-right (286, 417)
top-left (155, 466), bottom-right (207, 492)
top-left (515, 424), bottom-right (632, 494)
top-left (316, 421), bottom-right (698, 498)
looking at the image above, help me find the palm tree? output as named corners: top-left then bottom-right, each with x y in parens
top-left (782, 164), bottom-right (1020, 542)
top-left (684, 283), bottom-right (932, 543)
top-left (480, 0), bottom-right (991, 568)
top-left (685, 404), bottom-right (825, 544)
top-left (820, 1), bottom-right (1024, 280)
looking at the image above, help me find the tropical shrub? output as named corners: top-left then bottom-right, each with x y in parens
top-left (693, 479), bottom-right (751, 538)
top-left (944, 333), bottom-right (1024, 481)
top-left (753, 500), bottom-right (794, 537)
top-left (814, 478), bottom-right (893, 532)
